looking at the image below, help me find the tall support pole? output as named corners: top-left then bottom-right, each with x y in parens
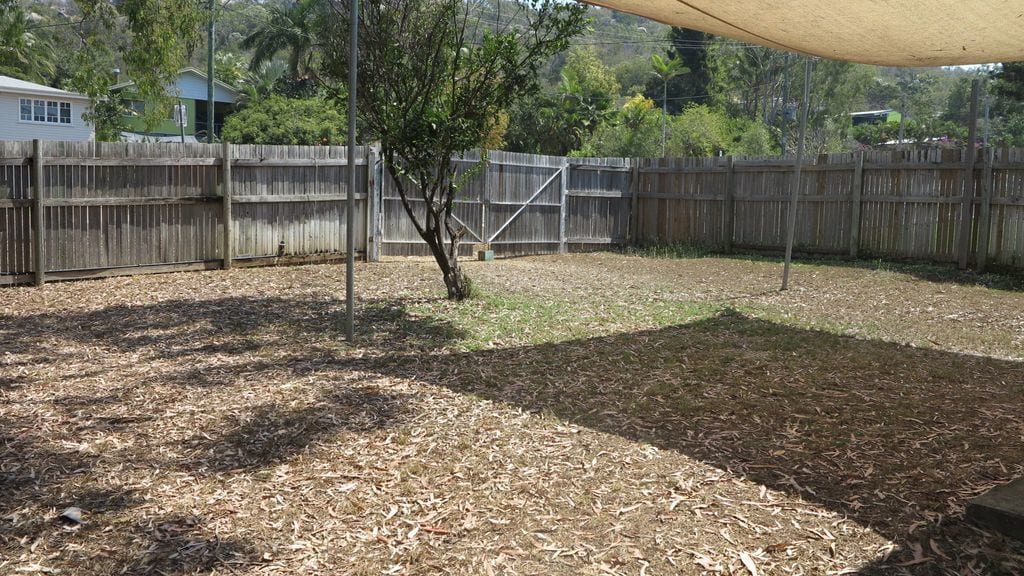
top-left (848, 151), bottom-right (865, 258)
top-left (345, 0), bottom-right (358, 341)
top-left (976, 146), bottom-right (995, 274)
top-left (31, 139), bottom-right (45, 287)
top-left (558, 161), bottom-right (568, 254)
top-left (723, 156), bottom-right (736, 253)
top-left (626, 158), bottom-right (640, 246)
top-left (781, 58), bottom-right (812, 291)
top-left (956, 79), bottom-right (981, 270)
top-left (221, 141), bottom-right (234, 270)
top-left (779, 53), bottom-right (791, 155)
top-left (207, 0), bottom-right (215, 141)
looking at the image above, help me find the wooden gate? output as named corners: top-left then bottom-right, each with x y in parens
top-left (379, 150), bottom-right (569, 257)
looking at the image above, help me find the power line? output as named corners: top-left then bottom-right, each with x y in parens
top-left (25, 17), bottom-right (96, 31)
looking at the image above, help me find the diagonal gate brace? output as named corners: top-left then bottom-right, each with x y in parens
top-left (486, 166), bottom-right (564, 243)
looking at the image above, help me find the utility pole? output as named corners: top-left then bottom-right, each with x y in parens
top-left (898, 92), bottom-right (906, 149)
top-left (207, 0), bottom-right (216, 142)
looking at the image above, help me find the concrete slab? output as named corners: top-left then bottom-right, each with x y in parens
top-left (966, 477), bottom-right (1024, 542)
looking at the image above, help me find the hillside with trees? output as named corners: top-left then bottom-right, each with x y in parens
top-left (6, 0), bottom-right (1023, 152)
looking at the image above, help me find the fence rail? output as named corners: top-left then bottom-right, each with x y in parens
top-left (2, 141), bottom-right (1022, 287)
top-left (0, 140), bottom-right (369, 285)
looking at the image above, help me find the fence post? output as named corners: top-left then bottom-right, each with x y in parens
top-left (365, 146), bottom-right (379, 262)
top-left (957, 79), bottom-right (981, 270)
top-left (626, 158), bottom-right (640, 246)
top-left (558, 160), bottom-right (568, 254)
top-left (976, 146), bottom-right (995, 273)
top-left (480, 153), bottom-right (489, 244)
top-left (723, 156), bottom-right (736, 253)
top-left (849, 151), bottom-right (865, 258)
top-left (221, 141), bottom-right (233, 270)
top-left (31, 139), bottom-right (45, 286)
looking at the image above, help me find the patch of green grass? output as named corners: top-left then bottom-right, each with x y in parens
top-left (407, 285), bottom-right (721, 351)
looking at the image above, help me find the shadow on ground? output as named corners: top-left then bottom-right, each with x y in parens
top-left (2, 294), bottom-right (1022, 574)
top-left (0, 296), bottom-right (452, 575)
top-left (417, 310), bottom-right (1024, 574)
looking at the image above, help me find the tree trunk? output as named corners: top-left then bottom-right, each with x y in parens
top-left (421, 224), bottom-right (469, 300)
top-left (385, 158), bottom-right (471, 300)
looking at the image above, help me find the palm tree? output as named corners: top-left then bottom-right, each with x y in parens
top-left (241, 0), bottom-right (322, 79)
top-left (237, 60), bottom-right (288, 105)
top-left (650, 54), bottom-right (688, 156)
top-left (0, 1), bottom-right (56, 83)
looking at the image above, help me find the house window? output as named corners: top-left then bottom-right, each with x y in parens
top-left (19, 98), bottom-right (73, 125)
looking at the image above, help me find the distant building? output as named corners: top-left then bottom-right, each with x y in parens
top-left (850, 109), bottom-right (902, 126)
top-left (0, 75), bottom-right (94, 141)
top-left (112, 68), bottom-right (239, 142)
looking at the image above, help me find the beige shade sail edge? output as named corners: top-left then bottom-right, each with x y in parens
top-left (581, 0), bottom-right (1024, 66)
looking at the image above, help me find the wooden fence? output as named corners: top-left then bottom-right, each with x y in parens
top-left (0, 140), bottom-right (369, 285)
top-left (2, 141), bottom-right (1022, 287)
top-left (379, 147), bottom-right (1024, 271)
top-left (631, 148), bottom-right (1024, 270)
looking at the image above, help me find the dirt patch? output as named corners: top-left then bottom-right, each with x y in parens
top-left (1, 254), bottom-right (1021, 575)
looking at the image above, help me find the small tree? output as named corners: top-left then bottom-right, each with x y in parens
top-left (321, 0), bottom-right (587, 300)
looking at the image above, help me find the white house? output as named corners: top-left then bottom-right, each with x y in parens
top-left (0, 75), bottom-right (94, 141)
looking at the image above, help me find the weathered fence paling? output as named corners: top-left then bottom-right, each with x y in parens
top-left (0, 140), bottom-right (369, 285)
top-left (2, 142), bottom-right (1023, 286)
top-left (624, 148), bottom-right (1022, 270)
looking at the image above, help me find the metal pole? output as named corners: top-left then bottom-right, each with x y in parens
top-left (207, 0), bottom-right (215, 142)
top-left (781, 58), bottom-right (812, 291)
top-left (956, 79), bottom-right (981, 270)
top-left (983, 95), bottom-right (990, 148)
top-left (779, 53), bottom-right (791, 155)
top-left (345, 0), bottom-right (358, 341)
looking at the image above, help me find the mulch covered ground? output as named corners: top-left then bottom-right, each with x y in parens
top-left (1, 253), bottom-right (1022, 575)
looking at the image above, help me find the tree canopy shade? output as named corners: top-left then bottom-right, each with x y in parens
top-left (579, 1), bottom-right (1024, 66)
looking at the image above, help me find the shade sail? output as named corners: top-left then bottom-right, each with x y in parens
top-left (582, 0), bottom-right (1024, 66)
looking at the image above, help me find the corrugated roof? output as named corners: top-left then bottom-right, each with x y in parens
top-left (110, 68), bottom-right (239, 99)
top-left (581, 1), bottom-right (1024, 66)
top-left (0, 75), bottom-right (90, 99)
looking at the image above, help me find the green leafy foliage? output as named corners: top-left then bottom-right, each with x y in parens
top-left (86, 91), bottom-right (131, 142)
top-left (221, 95), bottom-right (346, 145)
top-left (992, 112), bottom-right (1024, 147)
top-left (0, 0), bottom-right (55, 82)
top-left (852, 118), bottom-right (966, 148)
top-left (665, 105), bottom-right (777, 157)
top-left (241, 0), bottom-right (323, 78)
top-left (644, 27), bottom-right (711, 113)
top-left (74, 0), bottom-right (204, 115)
top-left (318, 0), bottom-right (588, 299)
top-left (665, 104), bottom-right (729, 157)
top-left (575, 95), bottom-right (661, 158)
top-left (989, 63), bottom-right (1024, 107)
top-left (576, 101), bottom-right (776, 159)
top-left (214, 52), bottom-right (248, 89)
top-left (506, 47), bottom-right (623, 156)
